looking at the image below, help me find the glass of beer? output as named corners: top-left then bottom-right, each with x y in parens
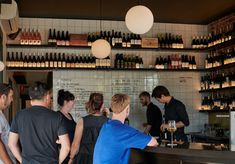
top-left (167, 120), bottom-right (177, 148)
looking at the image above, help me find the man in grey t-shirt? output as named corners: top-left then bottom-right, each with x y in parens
top-left (0, 83), bottom-right (16, 164)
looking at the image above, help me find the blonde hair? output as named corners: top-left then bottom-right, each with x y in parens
top-left (111, 94), bottom-right (130, 114)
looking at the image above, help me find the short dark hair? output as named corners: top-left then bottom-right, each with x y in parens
top-left (0, 83), bottom-right (13, 96)
top-left (152, 86), bottom-right (170, 98)
top-left (57, 89), bottom-right (75, 106)
top-left (28, 82), bottom-right (50, 100)
top-left (139, 91), bottom-right (150, 98)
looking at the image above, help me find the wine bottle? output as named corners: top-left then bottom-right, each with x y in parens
top-left (48, 29), bottom-right (53, 45)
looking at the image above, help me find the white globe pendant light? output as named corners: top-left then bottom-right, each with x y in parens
top-left (125, 5), bottom-right (154, 34)
top-left (91, 39), bottom-right (111, 59)
top-left (0, 61), bottom-right (5, 71)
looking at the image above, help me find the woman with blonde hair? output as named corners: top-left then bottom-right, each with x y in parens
top-left (69, 93), bottom-right (109, 164)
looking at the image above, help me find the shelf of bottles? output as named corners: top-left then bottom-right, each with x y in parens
top-left (200, 72), bottom-right (235, 93)
top-left (6, 51), bottom-right (202, 72)
top-left (204, 46), bottom-right (235, 70)
top-left (6, 28), bottom-right (207, 52)
top-left (200, 93), bottom-right (235, 112)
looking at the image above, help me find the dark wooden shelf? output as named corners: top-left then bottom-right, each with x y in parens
top-left (199, 109), bottom-right (234, 113)
top-left (205, 37), bottom-right (235, 51)
top-left (199, 86), bottom-right (235, 93)
top-left (6, 67), bottom-right (203, 72)
top-left (6, 44), bottom-right (207, 52)
top-left (203, 63), bottom-right (235, 71)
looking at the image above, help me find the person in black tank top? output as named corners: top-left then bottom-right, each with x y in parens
top-left (57, 89), bottom-right (76, 164)
top-left (69, 93), bottom-right (109, 164)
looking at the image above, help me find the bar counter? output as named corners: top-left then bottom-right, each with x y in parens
top-left (129, 142), bottom-right (235, 164)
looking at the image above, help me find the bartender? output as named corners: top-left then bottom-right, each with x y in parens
top-left (152, 85), bottom-right (189, 142)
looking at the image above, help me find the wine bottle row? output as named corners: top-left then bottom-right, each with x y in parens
top-left (155, 54), bottom-right (196, 69)
top-left (20, 29), bottom-right (42, 45)
top-left (200, 72), bottom-right (235, 91)
top-left (157, 33), bottom-right (184, 49)
top-left (205, 47), bottom-right (235, 68)
top-left (6, 52), bottom-right (111, 69)
top-left (48, 29), bottom-right (70, 46)
top-left (114, 54), bottom-right (144, 69)
top-left (208, 15), bottom-right (235, 47)
top-left (201, 94), bottom-right (235, 111)
top-left (87, 30), bottom-right (142, 48)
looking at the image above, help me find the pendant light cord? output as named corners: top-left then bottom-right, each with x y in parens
top-left (100, 0), bottom-right (102, 31)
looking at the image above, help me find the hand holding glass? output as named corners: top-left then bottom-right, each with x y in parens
top-left (167, 120), bottom-right (177, 147)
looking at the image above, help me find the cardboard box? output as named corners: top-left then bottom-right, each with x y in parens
top-left (70, 34), bottom-right (88, 46)
top-left (141, 38), bottom-right (158, 48)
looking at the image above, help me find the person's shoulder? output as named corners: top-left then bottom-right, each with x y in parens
top-left (172, 98), bottom-right (184, 105)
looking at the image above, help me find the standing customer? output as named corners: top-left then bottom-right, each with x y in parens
top-left (57, 89), bottom-right (76, 164)
top-left (152, 85), bottom-right (189, 142)
top-left (93, 94), bottom-right (158, 164)
top-left (0, 83), bottom-right (15, 164)
top-left (69, 93), bottom-right (108, 164)
top-left (139, 91), bottom-right (162, 137)
top-left (8, 82), bottom-right (70, 164)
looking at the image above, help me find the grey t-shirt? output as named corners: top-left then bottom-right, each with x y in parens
top-left (10, 106), bottom-right (68, 164)
top-left (0, 111), bottom-right (16, 164)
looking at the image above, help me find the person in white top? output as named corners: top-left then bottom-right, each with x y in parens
top-left (0, 83), bottom-right (16, 164)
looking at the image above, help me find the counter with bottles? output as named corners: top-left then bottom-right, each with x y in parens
top-left (129, 142), bottom-right (235, 164)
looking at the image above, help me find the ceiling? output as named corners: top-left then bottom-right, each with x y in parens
top-left (4, 0), bottom-right (235, 24)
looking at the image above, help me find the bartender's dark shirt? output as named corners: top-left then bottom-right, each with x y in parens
top-left (147, 102), bottom-right (162, 137)
top-left (164, 97), bottom-right (189, 141)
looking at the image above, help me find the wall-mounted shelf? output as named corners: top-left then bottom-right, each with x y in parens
top-left (205, 37), bottom-right (235, 51)
top-left (199, 86), bottom-right (235, 93)
top-left (6, 44), bottom-right (206, 52)
top-left (6, 67), bottom-right (204, 72)
top-left (199, 109), bottom-right (234, 113)
top-left (204, 63), bottom-right (235, 71)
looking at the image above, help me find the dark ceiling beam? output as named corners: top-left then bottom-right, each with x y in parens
top-left (0, 0), bottom-right (12, 4)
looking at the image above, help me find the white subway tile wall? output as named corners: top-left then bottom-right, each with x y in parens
top-left (11, 17), bottom-right (209, 133)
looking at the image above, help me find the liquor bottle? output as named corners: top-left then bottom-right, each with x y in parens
top-left (52, 29), bottom-right (57, 45)
top-left (70, 55), bottom-right (75, 68)
top-left (118, 32), bottom-right (122, 46)
top-left (87, 33), bottom-right (92, 46)
top-left (28, 55), bottom-right (33, 68)
top-left (6, 52), bottom-right (11, 67)
top-left (40, 55), bottom-right (45, 68)
top-left (57, 53), bottom-right (62, 68)
top-left (65, 31), bottom-right (70, 46)
top-left (106, 56), bottom-right (111, 68)
top-left (137, 35), bottom-right (142, 47)
top-left (36, 55), bottom-right (41, 68)
top-left (192, 56), bottom-right (197, 69)
top-left (23, 54), bottom-right (28, 67)
top-left (126, 34), bottom-right (131, 48)
top-left (28, 29), bottom-right (33, 45)
top-left (45, 53), bottom-right (49, 68)
top-left (60, 31), bottom-right (66, 46)
top-left (20, 29), bottom-right (26, 45)
top-left (111, 30), bottom-right (115, 47)
top-left (62, 53), bottom-right (66, 68)
top-left (56, 31), bottom-right (61, 46)
top-left (32, 54), bottom-right (37, 68)
top-left (14, 52), bottom-right (19, 67)
top-left (49, 53), bottom-right (54, 68)
top-left (48, 29), bottom-right (53, 45)
top-left (35, 30), bottom-right (41, 45)
top-left (122, 33), bottom-right (127, 47)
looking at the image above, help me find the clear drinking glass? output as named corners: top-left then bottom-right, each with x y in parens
top-left (167, 120), bottom-right (177, 148)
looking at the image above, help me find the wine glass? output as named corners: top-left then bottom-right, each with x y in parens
top-left (167, 120), bottom-right (177, 148)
